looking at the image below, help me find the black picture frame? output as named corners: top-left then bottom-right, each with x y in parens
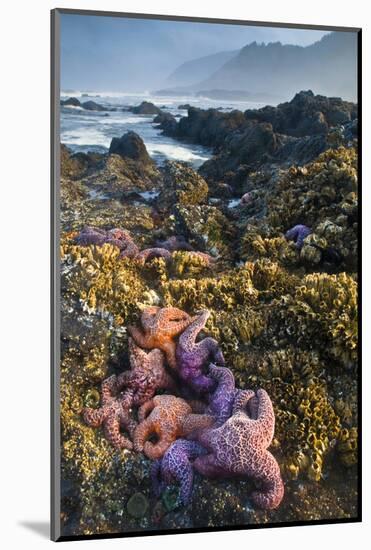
top-left (51, 8), bottom-right (362, 542)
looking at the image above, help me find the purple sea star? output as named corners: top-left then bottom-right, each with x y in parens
top-left (193, 388), bottom-right (284, 510)
top-left (175, 310), bottom-right (225, 394)
top-left (74, 226), bottom-right (139, 258)
top-left (151, 439), bottom-right (207, 506)
top-left (285, 224), bottom-right (312, 249)
top-left (82, 375), bottom-right (137, 450)
top-left (205, 364), bottom-right (239, 426)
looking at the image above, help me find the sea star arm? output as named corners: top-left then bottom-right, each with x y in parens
top-left (169, 455), bottom-right (195, 506)
top-left (144, 431), bottom-right (175, 459)
top-left (190, 372), bottom-right (216, 394)
top-left (137, 398), bottom-right (155, 422)
top-left (199, 338), bottom-right (225, 365)
top-left (249, 451), bottom-right (284, 510)
top-left (135, 248), bottom-right (172, 264)
top-left (127, 325), bottom-right (149, 349)
top-left (133, 417), bottom-right (154, 452)
top-left (179, 310), bottom-right (209, 351)
top-left (232, 389), bottom-right (256, 415)
top-left (103, 411), bottom-right (133, 450)
top-left (181, 413), bottom-right (214, 437)
top-left (82, 407), bottom-right (106, 427)
top-left (119, 240), bottom-right (140, 259)
top-left (160, 340), bottom-right (177, 369)
top-left (255, 389), bottom-right (275, 447)
top-left (193, 453), bottom-right (225, 478)
top-left (101, 375), bottom-right (118, 404)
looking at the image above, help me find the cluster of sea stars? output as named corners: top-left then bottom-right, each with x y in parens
top-left (75, 226), bottom-right (215, 266)
top-left (82, 306), bottom-right (284, 510)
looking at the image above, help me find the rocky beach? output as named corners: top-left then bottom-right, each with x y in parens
top-left (59, 89), bottom-right (358, 537)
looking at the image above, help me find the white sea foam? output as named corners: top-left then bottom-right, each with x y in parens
top-left (138, 190), bottom-right (160, 201)
top-left (61, 128), bottom-right (109, 148)
top-left (227, 199), bottom-right (241, 208)
top-left (146, 142), bottom-right (209, 163)
top-left (61, 104), bottom-right (84, 111)
top-left (97, 115), bottom-right (152, 125)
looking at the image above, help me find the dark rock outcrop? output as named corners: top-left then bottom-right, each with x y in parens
top-left (153, 112), bottom-right (178, 134)
top-left (108, 131), bottom-right (152, 164)
top-left (129, 101), bottom-right (163, 115)
top-left (61, 97), bottom-right (81, 107)
top-left (81, 100), bottom-right (107, 111)
top-left (244, 91), bottom-right (357, 137)
top-left (60, 144), bottom-right (104, 180)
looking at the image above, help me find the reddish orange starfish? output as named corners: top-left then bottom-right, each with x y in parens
top-left (133, 395), bottom-right (214, 459)
top-left (128, 306), bottom-right (194, 368)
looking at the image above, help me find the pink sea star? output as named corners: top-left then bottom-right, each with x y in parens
top-left (194, 388), bottom-right (284, 510)
top-left (82, 375), bottom-right (137, 450)
top-left (116, 338), bottom-right (177, 408)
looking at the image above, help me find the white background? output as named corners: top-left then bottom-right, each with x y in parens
top-left (0, 0), bottom-right (369, 547)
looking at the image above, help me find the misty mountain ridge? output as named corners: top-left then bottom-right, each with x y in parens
top-left (163, 32), bottom-right (357, 102)
top-left (166, 50), bottom-right (238, 87)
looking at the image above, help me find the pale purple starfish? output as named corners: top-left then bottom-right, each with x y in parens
top-left (194, 389), bottom-right (284, 510)
top-left (175, 310), bottom-right (225, 395)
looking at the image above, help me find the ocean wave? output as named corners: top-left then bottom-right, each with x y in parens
top-left (61, 129), bottom-right (109, 148)
top-left (146, 142), bottom-right (209, 163)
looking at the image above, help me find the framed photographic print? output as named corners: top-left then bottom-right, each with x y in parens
top-left (51, 8), bottom-right (361, 542)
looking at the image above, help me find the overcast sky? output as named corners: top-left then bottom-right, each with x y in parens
top-left (60, 14), bottom-right (330, 92)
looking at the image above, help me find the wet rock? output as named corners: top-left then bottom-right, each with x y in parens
top-left (61, 97), bottom-right (81, 107)
top-left (244, 90), bottom-right (357, 137)
top-left (153, 111), bottom-right (178, 134)
top-left (108, 131), bottom-right (152, 164)
top-left (129, 101), bottom-right (163, 115)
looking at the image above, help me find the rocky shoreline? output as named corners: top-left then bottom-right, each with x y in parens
top-left (59, 90), bottom-right (358, 536)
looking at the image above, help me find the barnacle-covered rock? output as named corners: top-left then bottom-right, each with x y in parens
top-left (161, 266), bottom-right (258, 313)
top-left (275, 272), bottom-right (357, 367)
top-left (170, 204), bottom-right (236, 259)
top-left (267, 147), bottom-right (358, 270)
top-left (158, 161), bottom-right (209, 208)
top-left (62, 242), bottom-right (150, 324)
